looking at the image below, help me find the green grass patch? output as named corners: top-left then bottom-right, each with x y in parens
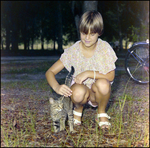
top-left (1, 61), bottom-right (56, 74)
top-left (1, 79), bottom-right (52, 92)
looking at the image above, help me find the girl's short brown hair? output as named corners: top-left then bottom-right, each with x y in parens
top-left (79, 10), bottom-right (104, 36)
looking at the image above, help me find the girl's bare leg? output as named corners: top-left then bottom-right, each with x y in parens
top-left (91, 78), bottom-right (111, 128)
top-left (71, 84), bottom-right (90, 122)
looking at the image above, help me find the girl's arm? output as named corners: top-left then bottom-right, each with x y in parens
top-left (45, 59), bottom-right (72, 97)
top-left (75, 70), bottom-right (115, 84)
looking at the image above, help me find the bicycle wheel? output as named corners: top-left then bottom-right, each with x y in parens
top-left (125, 44), bottom-right (149, 84)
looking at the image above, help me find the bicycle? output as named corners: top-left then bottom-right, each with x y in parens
top-left (125, 40), bottom-right (149, 84)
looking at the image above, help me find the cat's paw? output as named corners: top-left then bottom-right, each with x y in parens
top-left (54, 129), bottom-right (60, 133)
top-left (70, 129), bottom-right (77, 133)
top-left (60, 128), bottom-right (65, 132)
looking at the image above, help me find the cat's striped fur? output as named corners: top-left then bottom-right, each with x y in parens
top-left (49, 66), bottom-right (75, 133)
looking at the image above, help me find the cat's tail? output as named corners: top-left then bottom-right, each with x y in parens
top-left (67, 66), bottom-right (75, 77)
top-left (70, 66), bottom-right (75, 75)
top-left (65, 66), bottom-right (75, 87)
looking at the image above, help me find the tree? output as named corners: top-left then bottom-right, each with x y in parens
top-left (61, 1), bottom-right (77, 44)
top-left (56, 1), bottom-right (63, 52)
top-left (71, 1), bottom-right (83, 39)
top-left (11, 2), bottom-right (21, 52)
top-left (1, 1), bottom-right (12, 51)
top-left (127, 1), bottom-right (149, 41)
top-left (2, 1), bottom-right (148, 55)
top-left (104, 1), bottom-right (127, 51)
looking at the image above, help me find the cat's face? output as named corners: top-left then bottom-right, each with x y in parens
top-left (49, 97), bottom-right (63, 112)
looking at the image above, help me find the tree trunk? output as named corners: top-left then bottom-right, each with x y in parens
top-left (125, 33), bottom-right (128, 50)
top-left (119, 32), bottom-right (123, 51)
top-left (31, 37), bottom-right (34, 50)
top-left (53, 39), bottom-right (56, 51)
top-left (46, 40), bottom-right (49, 50)
top-left (71, 1), bottom-right (81, 39)
top-left (31, 23), bottom-right (34, 50)
top-left (23, 36), bottom-right (27, 51)
top-left (116, 1), bottom-right (123, 51)
top-left (27, 39), bottom-right (30, 50)
top-left (82, 1), bottom-right (98, 13)
top-left (11, 26), bottom-right (18, 52)
top-left (41, 28), bottom-right (44, 50)
top-left (41, 36), bottom-right (44, 50)
top-left (6, 27), bottom-right (10, 51)
top-left (74, 15), bottom-right (80, 39)
top-left (1, 34), bottom-right (4, 50)
top-left (57, 1), bottom-right (63, 53)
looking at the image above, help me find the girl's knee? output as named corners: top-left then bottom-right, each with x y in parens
top-left (71, 84), bottom-right (89, 104)
top-left (92, 78), bottom-right (111, 95)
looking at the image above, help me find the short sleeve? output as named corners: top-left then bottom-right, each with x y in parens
top-left (60, 48), bottom-right (72, 72)
top-left (94, 40), bottom-right (118, 74)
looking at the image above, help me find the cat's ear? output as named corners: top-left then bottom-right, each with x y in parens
top-left (49, 97), bottom-right (54, 104)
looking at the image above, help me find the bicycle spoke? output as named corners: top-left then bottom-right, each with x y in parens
top-left (125, 44), bottom-right (149, 84)
top-left (129, 50), bottom-right (143, 65)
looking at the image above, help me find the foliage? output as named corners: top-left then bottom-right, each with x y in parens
top-left (128, 26), bottom-right (140, 42)
top-left (1, 1), bottom-right (149, 53)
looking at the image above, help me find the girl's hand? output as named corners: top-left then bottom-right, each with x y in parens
top-left (55, 84), bottom-right (72, 97)
top-left (75, 71), bottom-right (89, 84)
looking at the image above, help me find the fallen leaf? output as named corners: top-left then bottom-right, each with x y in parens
top-left (13, 119), bottom-right (20, 129)
top-left (51, 134), bottom-right (58, 139)
top-left (104, 133), bottom-right (116, 138)
top-left (13, 119), bottom-right (17, 127)
top-left (119, 139), bottom-right (128, 144)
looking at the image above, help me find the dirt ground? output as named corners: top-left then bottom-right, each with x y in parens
top-left (1, 56), bottom-right (149, 147)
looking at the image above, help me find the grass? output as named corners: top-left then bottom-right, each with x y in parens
top-left (1, 61), bottom-right (56, 74)
top-left (1, 91), bottom-right (149, 147)
top-left (1, 79), bottom-right (52, 91)
top-left (1, 58), bottom-right (149, 147)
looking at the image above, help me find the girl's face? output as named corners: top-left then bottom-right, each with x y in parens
top-left (80, 30), bottom-right (99, 48)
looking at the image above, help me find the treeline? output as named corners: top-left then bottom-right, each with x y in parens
top-left (1, 1), bottom-right (149, 55)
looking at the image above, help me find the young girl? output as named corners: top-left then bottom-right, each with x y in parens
top-left (45, 10), bottom-right (118, 129)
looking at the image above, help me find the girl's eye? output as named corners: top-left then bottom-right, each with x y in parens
top-left (82, 32), bottom-right (86, 35)
top-left (91, 33), bottom-right (95, 36)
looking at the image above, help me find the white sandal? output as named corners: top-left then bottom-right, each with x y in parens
top-left (96, 113), bottom-right (111, 127)
top-left (73, 110), bottom-right (82, 125)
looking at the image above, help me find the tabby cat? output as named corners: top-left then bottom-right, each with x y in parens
top-left (49, 66), bottom-right (75, 133)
